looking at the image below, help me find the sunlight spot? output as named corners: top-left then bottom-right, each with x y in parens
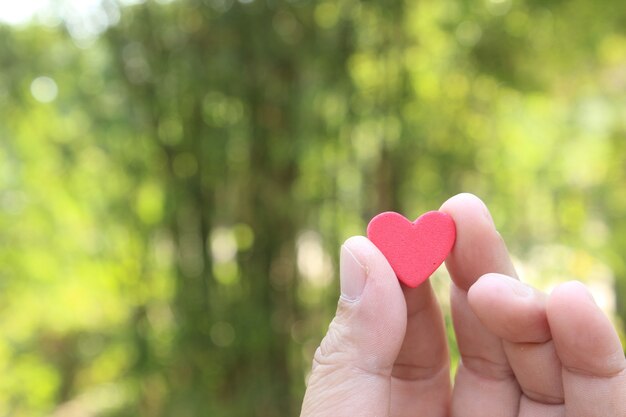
top-left (30, 76), bottom-right (58, 103)
top-left (210, 227), bottom-right (237, 264)
top-left (0, 0), bottom-right (48, 25)
top-left (296, 231), bottom-right (333, 287)
top-left (487, 0), bottom-right (512, 16)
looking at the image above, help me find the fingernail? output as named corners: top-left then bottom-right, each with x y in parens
top-left (508, 279), bottom-right (534, 297)
top-left (497, 274), bottom-right (533, 297)
top-left (340, 245), bottom-right (367, 301)
top-left (479, 199), bottom-right (496, 227)
top-left (573, 281), bottom-right (597, 305)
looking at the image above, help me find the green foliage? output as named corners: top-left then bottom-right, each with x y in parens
top-left (0, 0), bottom-right (625, 415)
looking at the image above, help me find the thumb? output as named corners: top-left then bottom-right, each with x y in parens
top-left (300, 236), bottom-right (407, 417)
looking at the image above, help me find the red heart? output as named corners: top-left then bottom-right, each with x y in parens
top-left (367, 211), bottom-right (456, 288)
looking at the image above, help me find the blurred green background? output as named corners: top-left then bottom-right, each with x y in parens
top-left (0, 0), bottom-right (625, 415)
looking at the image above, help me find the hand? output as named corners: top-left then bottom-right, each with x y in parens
top-left (300, 193), bottom-right (626, 417)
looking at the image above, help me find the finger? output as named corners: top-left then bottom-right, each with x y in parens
top-left (547, 281), bottom-right (626, 417)
top-left (441, 193), bottom-right (517, 291)
top-left (390, 281), bottom-right (451, 417)
top-left (469, 274), bottom-right (565, 411)
top-left (301, 236), bottom-right (407, 417)
top-left (440, 193), bottom-right (521, 417)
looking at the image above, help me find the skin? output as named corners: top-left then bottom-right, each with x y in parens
top-left (300, 193), bottom-right (626, 417)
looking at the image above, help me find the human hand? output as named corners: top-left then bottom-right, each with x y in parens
top-left (300, 193), bottom-right (626, 417)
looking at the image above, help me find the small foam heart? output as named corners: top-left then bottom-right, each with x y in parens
top-left (367, 211), bottom-right (456, 288)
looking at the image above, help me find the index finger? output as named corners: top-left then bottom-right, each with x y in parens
top-left (440, 193), bottom-right (521, 416)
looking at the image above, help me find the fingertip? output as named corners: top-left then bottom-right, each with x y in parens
top-left (341, 235), bottom-right (389, 272)
top-left (467, 274), bottom-right (549, 343)
top-left (342, 235), bottom-right (374, 258)
top-left (467, 273), bottom-right (504, 308)
top-left (439, 193), bottom-right (494, 228)
top-left (546, 281), bottom-right (598, 323)
top-left (440, 194), bottom-right (516, 290)
top-left (548, 280), bottom-right (595, 306)
top-left (547, 281), bottom-right (625, 377)
top-left (341, 236), bottom-right (399, 288)
top-left (476, 273), bottom-right (534, 297)
top-left (469, 272), bottom-right (505, 290)
top-left (440, 192), bottom-right (483, 207)
top-left (340, 235), bottom-right (405, 303)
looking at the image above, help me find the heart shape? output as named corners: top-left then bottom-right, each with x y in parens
top-left (367, 211), bottom-right (456, 288)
